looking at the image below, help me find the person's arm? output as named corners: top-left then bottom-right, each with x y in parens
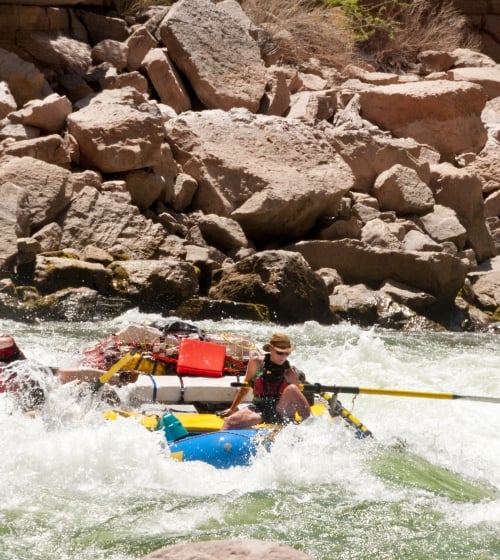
top-left (286, 365), bottom-right (315, 406)
top-left (55, 368), bottom-right (139, 386)
top-left (284, 365), bottom-right (303, 386)
top-left (56, 368), bottom-right (105, 384)
top-left (219, 355), bottom-right (261, 417)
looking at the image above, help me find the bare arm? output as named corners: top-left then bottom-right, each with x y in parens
top-left (284, 365), bottom-right (303, 386)
top-left (219, 355), bottom-right (262, 417)
top-left (55, 368), bottom-right (139, 386)
top-left (56, 368), bottom-right (105, 384)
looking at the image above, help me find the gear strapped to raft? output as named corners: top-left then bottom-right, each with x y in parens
top-left (84, 322), bottom-right (254, 406)
top-left (83, 320), bottom-right (250, 381)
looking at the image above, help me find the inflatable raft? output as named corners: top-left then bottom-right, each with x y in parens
top-left (105, 397), bottom-right (371, 469)
top-left (168, 428), bottom-right (274, 469)
top-left (95, 322), bottom-right (371, 468)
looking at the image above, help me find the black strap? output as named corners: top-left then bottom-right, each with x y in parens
top-left (150, 320), bottom-right (205, 340)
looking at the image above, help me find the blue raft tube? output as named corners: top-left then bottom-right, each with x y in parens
top-left (159, 412), bottom-right (273, 469)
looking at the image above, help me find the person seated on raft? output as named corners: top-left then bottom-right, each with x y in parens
top-left (0, 334), bottom-right (137, 413)
top-left (220, 333), bottom-right (311, 429)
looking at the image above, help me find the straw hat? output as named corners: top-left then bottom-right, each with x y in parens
top-left (262, 333), bottom-right (295, 353)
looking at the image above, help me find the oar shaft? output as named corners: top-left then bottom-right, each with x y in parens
top-left (359, 387), bottom-right (453, 400)
top-left (301, 384), bottom-right (500, 404)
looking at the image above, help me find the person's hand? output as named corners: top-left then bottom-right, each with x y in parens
top-left (218, 407), bottom-right (235, 418)
top-left (117, 370), bottom-right (139, 385)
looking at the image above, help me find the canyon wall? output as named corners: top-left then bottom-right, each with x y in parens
top-left (454, 0), bottom-right (500, 62)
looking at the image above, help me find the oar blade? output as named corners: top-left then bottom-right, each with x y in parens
top-left (454, 394), bottom-right (500, 404)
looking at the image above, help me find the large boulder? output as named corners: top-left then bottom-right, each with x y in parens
top-left (429, 162), bottom-right (496, 262)
top-left (123, 142), bottom-right (178, 209)
top-left (450, 48), bottom-right (497, 68)
top-left (194, 213), bottom-right (252, 253)
top-left (417, 205), bottom-right (467, 250)
top-left (209, 250), bottom-right (331, 324)
top-left (290, 239), bottom-right (468, 303)
top-left (447, 66), bottom-right (500, 100)
top-left (372, 164), bottom-right (435, 215)
top-left (8, 93), bottom-right (72, 133)
top-left (360, 218), bottom-right (402, 250)
top-left (165, 108), bottom-right (354, 243)
top-left (0, 47), bottom-right (49, 107)
top-left (467, 269), bottom-right (500, 311)
top-left (329, 283), bottom-right (420, 329)
top-left (0, 5), bottom-right (90, 90)
top-left (0, 3), bottom-right (88, 54)
top-left (357, 80), bottom-right (488, 161)
top-left (159, 0), bottom-right (267, 112)
top-left (464, 256), bottom-right (500, 311)
top-left (110, 258), bottom-right (199, 311)
top-left (31, 287), bottom-right (130, 322)
top-left (466, 148), bottom-right (500, 195)
top-left (0, 182), bottom-right (30, 272)
top-left (0, 134), bottom-right (71, 168)
top-left (142, 48), bottom-right (191, 113)
top-left (0, 155), bottom-right (73, 230)
top-left (78, 8), bottom-right (129, 44)
top-left (287, 89), bottom-right (337, 123)
top-left (59, 186), bottom-right (167, 259)
top-left (126, 25), bottom-right (158, 71)
top-left (67, 88), bottom-right (165, 173)
top-left (326, 126), bottom-right (436, 193)
top-left (17, 33), bottom-right (92, 76)
top-left (33, 255), bottom-right (112, 294)
top-left (325, 94), bottom-right (438, 192)
top-left (141, 539), bottom-right (312, 560)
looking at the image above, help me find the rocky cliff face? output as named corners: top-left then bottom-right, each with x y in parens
top-left (453, 0), bottom-right (500, 62)
top-left (0, 0), bottom-right (499, 332)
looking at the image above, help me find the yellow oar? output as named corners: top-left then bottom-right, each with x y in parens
top-left (300, 384), bottom-right (500, 404)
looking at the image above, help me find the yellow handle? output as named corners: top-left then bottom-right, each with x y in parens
top-left (98, 352), bottom-right (140, 385)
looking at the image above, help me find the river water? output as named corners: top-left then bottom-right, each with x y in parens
top-left (1, 310), bottom-right (499, 560)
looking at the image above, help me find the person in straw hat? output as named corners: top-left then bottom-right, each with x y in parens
top-left (220, 332), bottom-right (311, 429)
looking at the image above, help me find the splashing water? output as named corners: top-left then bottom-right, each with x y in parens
top-left (1, 313), bottom-right (499, 560)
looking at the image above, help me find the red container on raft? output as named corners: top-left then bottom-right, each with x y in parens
top-left (176, 338), bottom-right (226, 377)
